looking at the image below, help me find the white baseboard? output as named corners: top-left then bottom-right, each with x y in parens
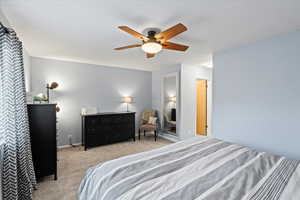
top-left (57, 133), bottom-right (179, 149)
top-left (158, 133), bottom-right (180, 142)
top-left (57, 142), bottom-right (82, 149)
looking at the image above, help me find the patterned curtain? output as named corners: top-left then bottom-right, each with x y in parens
top-left (0, 23), bottom-right (36, 199)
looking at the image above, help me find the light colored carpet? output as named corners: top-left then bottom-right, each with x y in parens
top-left (32, 136), bottom-right (172, 200)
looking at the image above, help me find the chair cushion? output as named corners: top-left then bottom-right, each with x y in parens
top-left (140, 124), bottom-right (156, 131)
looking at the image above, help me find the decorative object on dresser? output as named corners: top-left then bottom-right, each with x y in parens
top-left (81, 107), bottom-right (98, 115)
top-left (27, 104), bottom-right (57, 180)
top-left (33, 93), bottom-right (48, 103)
top-left (81, 112), bottom-right (135, 151)
top-left (46, 82), bottom-right (59, 103)
top-left (138, 109), bottom-right (159, 141)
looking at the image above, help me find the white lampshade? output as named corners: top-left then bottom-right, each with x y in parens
top-left (121, 97), bottom-right (133, 103)
top-left (169, 97), bottom-right (176, 102)
top-left (141, 42), bottom-right (162, 54)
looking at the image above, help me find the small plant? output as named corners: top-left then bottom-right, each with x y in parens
top-left (33, 93), bottom-right (48, 103)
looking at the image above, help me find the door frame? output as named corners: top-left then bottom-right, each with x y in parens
top-left (195, 78), bottom-right (209, 136)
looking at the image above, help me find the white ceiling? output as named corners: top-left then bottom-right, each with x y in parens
top-left (1, 0), bottom-right (300, 71)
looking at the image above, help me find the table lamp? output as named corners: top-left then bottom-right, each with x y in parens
top-left (121, 97), bottom-right (133, 112)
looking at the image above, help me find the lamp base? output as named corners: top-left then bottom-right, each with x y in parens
top-left (126, 103), bottom-right (129, 112)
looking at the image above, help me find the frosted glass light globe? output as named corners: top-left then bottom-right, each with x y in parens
top-left (141, 42), bottom-right (162, 54)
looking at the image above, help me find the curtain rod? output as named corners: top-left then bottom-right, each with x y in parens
top-left (0, 21), bottom-right (9, 33)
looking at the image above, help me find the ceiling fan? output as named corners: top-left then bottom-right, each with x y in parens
top-left (114, 23), bottom-right (189, 58)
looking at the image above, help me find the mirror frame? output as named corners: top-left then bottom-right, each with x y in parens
top-left (160, 72), bottom-right (179, 135)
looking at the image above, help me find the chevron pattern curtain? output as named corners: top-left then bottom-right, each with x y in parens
top-left (0, 24), bottom-right (36, 199)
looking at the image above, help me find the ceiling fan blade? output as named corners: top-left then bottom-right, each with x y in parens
top-left (146, 53), bottom-right (155, 58)
top-left (155, 23), bottom-right (187, 42)
top-left (118, 26), bottom-right (149, 41)
top-left (162, 41), bottom-right (189, 51)
top-left (114, 44), bottom-right (142, 50)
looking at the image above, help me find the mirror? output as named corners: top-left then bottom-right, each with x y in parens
top-left (162, 74), bottom-right (177, 136)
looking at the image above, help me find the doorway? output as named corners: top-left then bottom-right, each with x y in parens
top-left (196, 80), bottom-right (207, 135)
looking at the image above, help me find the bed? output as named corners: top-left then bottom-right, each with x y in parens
top-left (78, 136), bottom-right (300, 200)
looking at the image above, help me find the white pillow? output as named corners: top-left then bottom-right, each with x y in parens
top-left (148, 116), bottom-right (157, 125)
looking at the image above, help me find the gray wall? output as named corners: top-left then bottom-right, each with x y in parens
top-left (213, 30), bottom-right (300, 160)
top-left (180, 65), bottom-right (212, 138)
top-left (31, 57), bottom-right (152, 146)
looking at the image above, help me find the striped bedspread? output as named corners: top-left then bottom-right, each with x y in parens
top-left (78, 136), bottom-right (300, 200)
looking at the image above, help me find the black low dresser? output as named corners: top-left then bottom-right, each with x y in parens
top-left (81, 112), bottom-right (135, 150)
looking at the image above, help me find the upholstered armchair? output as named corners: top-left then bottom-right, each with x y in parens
top-left (164, 113), bottom-right (176, 130)
top-left (138, 109), bottom-right (159, 141)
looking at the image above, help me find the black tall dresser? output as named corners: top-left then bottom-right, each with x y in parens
top-left (27, 104), bottom-right (57, 180)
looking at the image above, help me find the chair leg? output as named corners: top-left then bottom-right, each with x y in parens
top-left (144, 130), bottom-right (146, 136)
top-left (138, 129), bottom-right (141, 140)
top-left (154, 130), bottom-right (157, 141)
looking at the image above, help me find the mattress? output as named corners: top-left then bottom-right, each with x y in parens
top-left (78, 136), bottom-right (300, 200)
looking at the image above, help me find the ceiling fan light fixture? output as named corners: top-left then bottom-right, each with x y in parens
top-left (141, 42), bottom-right (162, 54)
top-left (115, 24), bottom-right (188, 58)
